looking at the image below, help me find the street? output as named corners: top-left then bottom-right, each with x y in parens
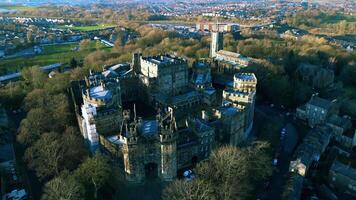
top-left (254, 103), bottom-right (300, 200)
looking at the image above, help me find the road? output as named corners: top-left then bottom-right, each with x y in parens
top-left (7, 109), bottom-right (41, 200)
top-left (265, 123), bottom-right (297, 200)
top-left (3, 47), bottom-right (36, 59)
top-left (254, 103), bottom-right (299, 200)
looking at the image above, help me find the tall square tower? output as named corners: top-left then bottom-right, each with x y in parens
top-left (210, 31), bottom-right (224, 58)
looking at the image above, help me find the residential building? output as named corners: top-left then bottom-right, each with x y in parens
top-left (296, 95), bottom-right (336, 127)
top-left (329, 160), bottom-right (356, 197)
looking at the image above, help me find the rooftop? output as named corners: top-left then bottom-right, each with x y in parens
top-left (101, 63), bottom-right (132, 78)
top-left (195, 61), bottom-right (209, 69)
top-left (224, 88), bottom-right (250, 96)
top-left (215, 58), bottom-right (247, 67)
top-left (192, 118), bottom-right (212, 132)
top-left (330, 160), bottom-right (356, 180)
top-left (142, 54), bottom-right (186, 66)
top-left (308, 96), bottom-right (333, 110)
top-left (326, 114), bottom-right (352, 130)
top-left (234, 73), bottom-right (257, 81)
top-left (204, 88), bottom-right (216, 95)
top-left (172, 90), bottom-right (200, 104)
top-left (141, 120), bottom-right (158, 136)
top-left (217, 50), bottom-right (241, 59)
top-left (89, 85), bottom-right (113, 100)
top-left (220, 106), bottom-right (241, 116)
top-left (106, 135), bottom-right (125, 145)
top-left (177, 128), bottom-right (198, 149)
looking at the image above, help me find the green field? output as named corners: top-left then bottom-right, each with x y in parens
top-left (0, 4), bottom-right (38, 12)
top-left (58, 24), bottom-right (116, 31)
top-left (0, 42), bottom-right (110, 75)
top-left (42, 43), bottom-right (79, 54)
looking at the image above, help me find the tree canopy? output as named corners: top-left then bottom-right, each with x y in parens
top-left (163, 142), bottom-right (273, 200)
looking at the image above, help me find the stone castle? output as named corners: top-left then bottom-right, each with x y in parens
top-left (71, 32), bottom-right (257, 183)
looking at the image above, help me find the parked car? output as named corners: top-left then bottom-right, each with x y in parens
top-left (183, 170), bottom-right (195, 181)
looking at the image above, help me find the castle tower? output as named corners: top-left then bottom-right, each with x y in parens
top-left (80, 77), bottom-right (123, 152)
top-left (222, 73), bottom-right (257, 139)
top-left (159, 112), bottom-right (177, 181)
top-left (233, 73), bottom-right (257, 92)
top-left (210, 31), bottom-right (224, 58)
top-left (122, 123), bottom-right (144, 183)
top-left (132, 52), bottom-right (142, 74)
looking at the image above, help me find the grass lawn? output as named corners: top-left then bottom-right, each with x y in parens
top-left (318, 13), bottom-right (356, 24)
top-left (0, 42), bottom-right (111, 75)
top-left (58, 24), bottom-right (116, 31)
top-left (42, 43), bottom-right (79, 54)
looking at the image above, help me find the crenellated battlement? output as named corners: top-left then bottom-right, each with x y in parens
top-left (234, 73), bottom-right (257, 83)
top-left (141, 54), bottom-right (187, 67)
top-left (223, 90), bottom-right (250, 99)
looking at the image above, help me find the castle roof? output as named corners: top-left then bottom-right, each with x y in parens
top-left (308, 96), bottom-right (332, 110)
top-left (224, 88), bottom-right (250, 96)
top-left (102, 69), bottom-right (118, 78)
top-left (172, 90), bottom-right (200, 104)
top-left (141, 120), bottom-right (158, 136)
top-left (326, 114), bottom-right (352, 130)
top-left (190, 118), bottom-right (212, 133)
top-left (89, 85), bottom-right (113, 100)
top-left (204, 88), bottom-right (216, 95)
top-left (330, 160), bottom-right (356, 180)
top-left (220, 106), bottom-right (241, 117)
top-left (234, 73), bottom-right (257, 82)
top-left (101, 63), bottom-right (132, 78)
top-left (142, 54), bottom-right (186, 67)
top-left (106, 135), bottom-right (125, 145)
top-left (195, 61), bottom-right (209, 69)
top-left (177, 128), bottom-right (198, 149)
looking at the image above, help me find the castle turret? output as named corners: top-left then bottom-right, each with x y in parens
top-left (233, 73), bottom-right (257, 92)
top-left (222, 73), bottom-right (257, 140)
top-left (159, 112), bottom-right (177, 181)
top-left (132, 52), bottom-right (142, 74)
top-left (122, 122), bottom-right (143, 183)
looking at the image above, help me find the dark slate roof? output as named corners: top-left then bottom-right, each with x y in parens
top-left (177, 128), bottom-right (198, 149)
top-left (330, 160), bottom-right (356, 180)
top-left (327, 114), bottom-right (352, 129)
top-left (308, 96), bottom-right (332, 110)
top-left (141, 120), bottom-right (158, 136)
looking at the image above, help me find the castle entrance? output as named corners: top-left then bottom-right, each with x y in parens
top-left (145, 163), bottom-right (158, 179)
